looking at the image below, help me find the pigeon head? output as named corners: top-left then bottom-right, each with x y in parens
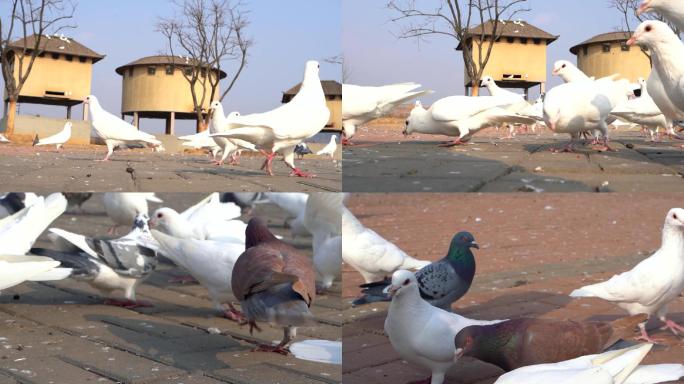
top-left (453, 326), bottom-right (479, 360)
top-left (84, 95), bottom-right (98, 106)
top-left (665, 208), bottom-right (684, 228)
top-left (386, 270), bottom-right (418, 298)
top-left (149, 207), bottom-right (181, 232)
top-left (303, 60), bottom-right (321, 80)
top-left (64, 122), bottom-right (73, 129)
top-left (403, 102), bottom-right (429, 136)
top-left (209, 101), bottom-right (223, 117)
top-left (245, 217), bottom-right (278, 249)
top-left (450, 231), bottom-right (479, 250)
top-left (226, 111), bottom-right (240, 120)
top-left (480, 76), bottom-right (495, 88)
top-left (628, 20), bottom-right (677, 48)
top-left (551, 60), bottom-right (584, 83)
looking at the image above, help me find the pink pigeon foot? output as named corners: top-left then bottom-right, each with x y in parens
top-left (438, 138), bottom-right (467, 147)
top-left (104, 299), bottom-right (153, 309)
top-left (635, 326), bottom-right (665, 344)
top-left (260, 152), bottom-right (276, 176)
top-left (289, 168), bottom-right (315, 178)
top-left (661, 319), bottom-right (684, 335)
top-left (551, 143), bottom-right (576, 153)
top-left (252, 344), bottom-right (290, 355)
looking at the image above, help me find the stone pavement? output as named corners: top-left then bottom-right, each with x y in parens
top-left (343, 128), bottom-right (684, 193)
top-left (342, 194), bottom-right (684, 384)
top-left (0, 145), bottom-right (341, 193)
top-left (0, 194), bottom-right (342, 384)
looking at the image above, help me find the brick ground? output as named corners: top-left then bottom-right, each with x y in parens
top-left (0, 144), bottom-right (342, 193)
top-left (343, 121), bottom-right (684, 193)
top-left (0, 194), bottom-right (342, 384)
top-left (342, 193), bottom-right (684, 384)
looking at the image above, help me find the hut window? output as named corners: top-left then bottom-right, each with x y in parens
top-left (51, 53), bottom-right (59, 60)
top-left (165, 65), bottom-right (174, 75)
top-left (621, 43), bottom-right (630, 51)
top-left (583, 46), bottom-right (588, 55)
top-left (520, 38), bottom-right (528, 44)
top-left (38, 52), bottom-right (45, 58)
top-left (602, 43), bottom-right (611, 53)
top-left (533, 38), bottom-right (541, 45)
top-left (200, 68), bottom-right (207, 78)
top-left (65, 54), bottom-right (73, 62)
top-left (506, 37), bottom-right (514, 43)
top-left (128, 67), bottom-right (134, 77)
top-left (183, 67), bottom-right (192, 76)
top-left (78, 56), bottom-right (87, 63)
top-left (147, 66), bottom-right (156, 75)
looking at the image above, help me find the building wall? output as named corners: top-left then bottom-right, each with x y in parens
top-left (327, 97), bottom-right (342, 130)
top-left (576, 42), bottom-right (651, 82)
top-left (120, 66), bottom-right (219, 114)
top-left (10, 53), bottom-right (93, 101)
top-left (1, 115), bottom-right (91, 144)
top-left (465, 38), bottom-right (548, 85)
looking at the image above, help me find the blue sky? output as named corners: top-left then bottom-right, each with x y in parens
top-left (343, 0), bottom-right (641, 102)
top-left (2, 0), bottom-right (341, 134)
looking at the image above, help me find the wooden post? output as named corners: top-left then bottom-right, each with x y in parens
top-left (83, 102), bottom-right (89, 121)
top-left (66, 105), bottom-right (72, 119)
top-left (166, 111), bottom-right (175, 135)
top-left (540, 82), bottom-right (546, 95)
top-left (3, 100), bottom-right (8, 119)
top-left (133, 111), bottom-right (139, 129)
top-left (524, 87), bottom-right (530, 101)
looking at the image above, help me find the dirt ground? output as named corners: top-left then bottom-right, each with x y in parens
top-left (0, 193), bottom-right (342, 384)
top-left (343, 120), bottom-right (684, 193)
top-left (0, 144), bottom-right (342, 193)
top-left (342, 193), bottom-right (684, 384)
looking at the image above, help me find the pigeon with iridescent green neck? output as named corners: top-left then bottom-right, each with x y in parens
top-left (354, 231), bottom-right (478, 310)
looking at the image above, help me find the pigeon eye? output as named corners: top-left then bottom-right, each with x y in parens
top-left (562, 64), bottom-right (566, 68)
top-left (645, 25), bottom-right (653, 32)
top-left (674, 213), bottom-right (679, 220)
top-left (403, 279), bottom-right (410, 286)
top-left (405, 120), bottom-right (409, 126)
top-left (157, 213), bottom-right (163, 218)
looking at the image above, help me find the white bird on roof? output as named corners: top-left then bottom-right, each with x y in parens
top-left (85, 95), bottom-right (163, 161)
top-left (342, 82), bottom-right (432, 144)
top-left (210, 60), bottom-right (330, 177)
top-left (32, 121), bottom-right (71, 150)
top-left (315, 135), bottom-right (337, 159)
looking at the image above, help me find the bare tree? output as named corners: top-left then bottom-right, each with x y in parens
top-left (0, 0), bottom-right (76, 138)
top-left (609, 0), bottom-right (680, 35)
top-left (158, 0), bottom-right (251, 132)
top-left (324, 54), bottom-right (352, 83)
top-left (387, 0), bottom-right (529, 96)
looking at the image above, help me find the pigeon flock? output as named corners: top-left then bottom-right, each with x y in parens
top-left (0, 191), bottom-right (342, 358)
top-left (344, 200), bottom-right (684, 384)
top-left (342, 1), bottom-right (684, 153)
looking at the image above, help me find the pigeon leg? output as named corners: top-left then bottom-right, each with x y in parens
top-left (592, 137), bottom-right (616, 152)
top-left (259, 151), bottom-right (276, 175)
top-left (635, 322), bottom-right (665, 343)
top-left (289, 167), bottom-right (315, 178)
top-left (438, 138), bottom-right (467, 147)
top-left (104, 298), bottom-right (153, 309)
top-left (661, 318), bottom-right (684, 336)
top-left (222, 303), bottom-right (246, 323)
top-left (96, 141), bottom-right (115, 162)
top-left (252, 326), bottom-right (292, 355)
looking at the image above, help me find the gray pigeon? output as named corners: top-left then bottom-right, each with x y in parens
top-left (354, 231), bottom-right (478, 311)
top-left (32, 213), bottom-right (159, 308)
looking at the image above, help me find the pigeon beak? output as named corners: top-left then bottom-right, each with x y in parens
top-left (386, 285), bottom-right (400, 298)
top-left (470, 241), bottom-right (479, 249)
top-left (626, 34), bottom-right (639, 46)
top-left (637, 0), bottom-right (650, 16)
top-left (454, 348), bottom-right (465, 362)
top-left (551, 68), bottom-right (559, 76)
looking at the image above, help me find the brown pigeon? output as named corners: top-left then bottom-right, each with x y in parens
top-left (231, 217), bottom-right (316, 354)
top-left (454, 313), bottom-right (648, 371)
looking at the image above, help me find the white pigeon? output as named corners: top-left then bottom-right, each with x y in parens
top-left (628, 20), bottom-right (684, 142)
top-left (208, 102), bottom-right (257, 166)
top-left (179, 129), bottom-right (222, 161)
top-left (32, 121), bottom-right (71, 150)
top-left (480, 75), bottom-right (531, 138)
top-left (638, 0), bottom-right (684, 30)
top-left (0, 193), bottom-right (39, 219)
top-left (0, 255), bottom-right (71, 293)
top-left (0, 133), bottom-right (10, 143)
top-left (342, 82), bottom-right (432, 144)
top-left (494, 343), bottom-right (684, 384)
top-left (404, 95), bottom-right (536, 146)
top-left (265, 192), bottom-right (309, 224)
top-left (611, 78), bottom-right (668, 141)
top-left (0, 193), bottom-right (67, 255)
top-left (40, 214), bottom-right (158, 308)
top-left (303, 193), bottom-right (343, 290)
top-left (342, 207), bottom-right (430, 284)
top-left (210, 61), bottom-right (330, 177)
top-left (102, 193), bottom-right (162, 234)
top-left (151, 229), bottom-right (246, 320)
top-left (150, 193), bottom-right (245, 243)
top-left (315, 135), bottom-right (338, 159)
top-left (570, 208), bottom-right (684, 342)
top-left (85, 95), bottom-right (163, 161)
top-left (385, 270), bottom-right (505, 384)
